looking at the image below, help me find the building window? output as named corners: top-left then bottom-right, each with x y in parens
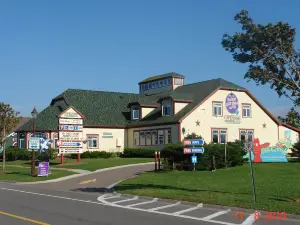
top-left (87, 135), bottom-right (98, 149)
top-left (53, 133), bottom-right (58, 149)
top-left (174, 78), bottom-right (182, 85)
top-left (212, 129), bottom-right (227, 143)
top-left (134, 129), bottom-right (171, 146)
top-left (242, 104), bottom-right (251, 117)
top-left (163, 79), bottom-right (168, 86)
top-left (162, 101), bottom-right (172, 116)
top-left (132, 106), bottom-right (140, 120)
top-left (159, 80), bottom-right (163, 86)
top-left (19, 133), bottom-right (25, 149)
top-left (30, 132), bottom-right (46, 138)
top-left (213, 102), bottom-right (222, 116)
top-left (240, 130), bottom-right (254, 142)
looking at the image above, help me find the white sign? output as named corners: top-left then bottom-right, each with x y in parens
top-left (59, 148), bottom-right (83, 154)
top-left (59, 125), bottom-right (83, 131)
top-left (60, 108), bottom-right (82, 119)
top-left (59, 119), bottom-right (83, 125)
top-left (29, 137), bottom-right (40, 150)
top-left (224, 115), bottom-right (241, 124)
top-left (59, 132), bottom-right (83, 141)
top-left (58, 141), bottom-right (82, 147)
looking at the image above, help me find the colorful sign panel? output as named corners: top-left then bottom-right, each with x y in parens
top-left (225, 93), bottom-right (239, 114)
top-left (191, 155), bottom-right (197, 163)
top-left (58, 141), bottom-right (82, 147)
top-left (184, 147), bottom-right (204, 154)
top-left (245, 137), bottom-right (290, 163)
top-left (183, 139), bottom-right (205, 146)
top-left (59, 125), bottom-right (83, 131)
top-left (38, 162), bottom-right (50, 177)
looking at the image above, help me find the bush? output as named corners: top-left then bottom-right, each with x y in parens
top-left (38, 148), bottom-right (58, 161)
top-left (121, 148), bottom-right (158, 158)
top-left (0, 148), bottom-right (31, 161)
top-left (160, 141), bottom-right (246, 171)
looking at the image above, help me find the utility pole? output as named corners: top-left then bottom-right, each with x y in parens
top-left (2, 120), bottom-right (6, 172)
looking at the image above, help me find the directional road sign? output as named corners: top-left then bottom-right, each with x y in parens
top-left (184, 147), bottom-right (204, 154)
top-left (58, 141), bottom-right (82, 147)
top-left (183, 139), bottom-right (205, 146)
top-left (29, 137), bottom-right (41, 150)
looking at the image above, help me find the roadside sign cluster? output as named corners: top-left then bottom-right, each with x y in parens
top-left (183, 138), bottom-right (205, 171)
top-left (58, 107), bottom-right (84, 154)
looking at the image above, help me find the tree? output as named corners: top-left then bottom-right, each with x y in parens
top-left (184, 133), bottom-right (203, 139)
top-left (278, 107), bottom-right (300, 128)
top-left (0, 103), bottom-right (19, 171)
top-left (291, 141), bottom-right (300, 161)
top-left (222, 10), bottom-right (300, 106)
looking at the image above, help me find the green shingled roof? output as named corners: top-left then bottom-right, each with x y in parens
top-left (16, 78), bottom-right (244, 131)
top-left (139, 72), bottom-right (184, 84)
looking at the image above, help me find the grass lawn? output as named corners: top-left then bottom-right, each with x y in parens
top-left (115, 163), bottom-right (300, 214)
top-left (0, 166), bottom-right (76, 182)
top-left (5, 158), bottom-right (153, 171)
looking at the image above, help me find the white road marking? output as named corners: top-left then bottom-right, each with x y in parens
top-left (0, 188), bottom-right (105, 205)
top-left (102, 195), bottom-right (121, 200)
top-left (111, 196), bottom-right (139, 204)
top-left (202, 209), bottom-right (231, 220)
top-left (0, 188), bottom-right (239, 225)
top-left (127, 198), bottom-right (158, 207)
top-left (242, 212), bottom-right (260, 225)
top-left (172, 203), bottom-right (203, 215)
top-left (148, 202), bottom-right (181, 211)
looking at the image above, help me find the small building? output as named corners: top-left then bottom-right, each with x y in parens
top-left (5, 117), bottom-right (31, 148)
top-left (16, 72), bottom-right (299, 155)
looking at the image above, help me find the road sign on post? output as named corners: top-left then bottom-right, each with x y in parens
top-left (28, 137), bottom-right (41, 151)
top-left (244, 141), bottom-right (257, 202)
top-left (183, 138), bottom-right (205, 172)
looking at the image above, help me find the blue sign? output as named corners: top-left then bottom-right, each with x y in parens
top-left (61, 142), bottom-right (82, 147)
top-left (184, 147), bottom-right (204, 154)
top-left (74, 125), bottom-right (78, 131)
top-left (40, 137), bottom-right (53, 153)
top-left (191, 155), bottom-right (197, 163)
top-left (183, 139), bottom-right (205, 146)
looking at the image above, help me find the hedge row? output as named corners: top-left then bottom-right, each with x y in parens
top-left (121, 148), bottom-right (158, 158)
top-left (0, 148), bottom-right (58, 161)
top-left (161, 141), bottom-right (246, 171)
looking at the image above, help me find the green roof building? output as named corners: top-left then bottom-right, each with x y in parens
top-left (16, 72), bottom-right (300, 154)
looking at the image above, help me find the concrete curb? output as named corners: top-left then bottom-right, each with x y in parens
top-left (16, 162), bottom-right (154, 185)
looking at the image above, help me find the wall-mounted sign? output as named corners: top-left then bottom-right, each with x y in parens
top-left (224, 115), bottom-right (241, 124)
top-left (225, 93), bottom-right (239, 114)
top-left (59, 132), bottom-right (83, 141)
top-left (102, 132), bottom-right (113, 138)
top-left (59, 119), bottom-right (83, 125)
top-left (59, 125), bottom-right (83, 131)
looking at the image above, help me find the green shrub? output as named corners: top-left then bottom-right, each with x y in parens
top-left (38, 148), bottom-right (58, 161)
top-left (121, 148), bottom-right (158, 158)
top-left (0, 148), bottom-right (31, 161)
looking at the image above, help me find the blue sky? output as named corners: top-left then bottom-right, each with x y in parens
top-left (0, 0), bottom-right (299, 117)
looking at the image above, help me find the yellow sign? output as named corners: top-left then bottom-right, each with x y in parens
top-left (79, 179), bottom-right (96, 184)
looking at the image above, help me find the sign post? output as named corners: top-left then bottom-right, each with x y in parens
top-left (245, 141), bottom-right (257, 202)
top-left (183, 139), bottom-right (205, 171)
top-left (58, 107), bottom-right (85, 164)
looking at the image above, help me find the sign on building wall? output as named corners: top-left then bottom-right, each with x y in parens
top-left (225, 93), bottom-right (239, 114)
top-left (224, 115), bottom-right (241, 124)
top-left (58, 106), bottom-right (85, 154)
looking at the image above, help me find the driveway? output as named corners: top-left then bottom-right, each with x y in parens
top-left (21, 163), bottom-right (154, 193)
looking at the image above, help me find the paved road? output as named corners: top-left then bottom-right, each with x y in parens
top-left (23, 163), bottom-right (154, 193)
top-left (0, 182), bottom-right (299, 225)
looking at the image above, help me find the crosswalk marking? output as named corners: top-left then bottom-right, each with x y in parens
top-left (172, 203), bottom-right (203, 215)
top-left (148, 202), bottom-right (180, 211)
top-left (111, 196), bottom-right (139, 204)
top-left (127, 198), bottom-right (158, 207)
top-left (202, 209), bottom-right (231, 220)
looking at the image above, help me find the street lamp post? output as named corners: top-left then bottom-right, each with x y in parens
top-left (31, 107), bottom-right (38, 176)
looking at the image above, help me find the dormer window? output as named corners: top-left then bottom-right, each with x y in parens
top-left (132, 106), bottom-right (140, 120)
top-left (162, 101), bottom-right (172, 116)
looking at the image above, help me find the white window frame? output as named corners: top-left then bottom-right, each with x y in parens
top-left (213, 102), bottom-right (223, 117)
top-left (242, 104), bottom-right (251, 118)
top-left (19, 133), bottom-right (26, 149)
top-left (53, 133), bottom-right (58, 149)
top-left (240, 130), bottom-right (254, 142)
top-left (87, 135), bottom-right (98, 149)
top-left (162, 100), bottom-right (172, 116)
top-left (134, 129), bottom-right (170, 146)
top-left (212, 128), bottom-right (227, 144)
top-left (174, 78), bottom-right (182, 85)
top-left (132, 106), bottom-right (140, 120)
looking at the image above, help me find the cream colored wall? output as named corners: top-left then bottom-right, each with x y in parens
top-left (82, 128), bottom-right (126, 152)
top-left (181, 90), bottom-right (279, 145)
top-left (127, 124), bottom-right (179, 149)
top-left (279, 125), bottom-right (299, 144)
top-left (172, 78), bottom-right (183, 90)
top-left (141, 107), bottom-right (155, 118)
top-left (174, 102), bottom-right (188, 114)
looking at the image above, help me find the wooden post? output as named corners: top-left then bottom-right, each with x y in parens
top-left (77, 153), bottom-right (81, 163)
top-left (158, 151), bottom-right (161, 170)
top-left (154, 151), bottom-right (157, 171)
top-left (60, 153), bottom-right (64, 164)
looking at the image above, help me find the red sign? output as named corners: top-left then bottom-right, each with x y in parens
top-left (184, 148), bottom-right (192, 154)
top-left (183, 140), bottom-right (191, 145)
top-left (57, 140), bottom-right (62, 147)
